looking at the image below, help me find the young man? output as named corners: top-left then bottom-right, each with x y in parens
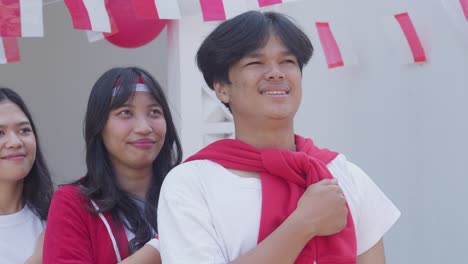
top-left (158, 11), bottom-right (400, 264)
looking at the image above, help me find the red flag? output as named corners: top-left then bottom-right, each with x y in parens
top-left (316, 22), bottom-right (344, 68)
top-left (258, 0), bottom-right (282, 7)
top-left (200, 0), bottom-right (226, 21)
top-left (394, 13), bottom-right (426, 63)
top-left (0, 37), bottom-right (20, 64)
top-left (0, 1), bottom-right (20, 37)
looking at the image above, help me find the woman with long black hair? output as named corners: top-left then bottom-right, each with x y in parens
top-left (43, 67), bottom-right (182, 263)
top-left (0, 87), bottom-right (54, 263)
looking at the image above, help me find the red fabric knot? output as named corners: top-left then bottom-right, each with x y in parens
top-left (186, 135), bottom-right (357, 264)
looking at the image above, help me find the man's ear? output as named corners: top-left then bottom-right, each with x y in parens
top-left (213, 82), bottom-right (230, 104)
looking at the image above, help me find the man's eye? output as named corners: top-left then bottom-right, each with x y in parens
top-left (283, 59), bottom-right (297, 64)
top-left (246, 61), bottom-right (261, 66)
top-left (19, 128), bottom-right (32, 134)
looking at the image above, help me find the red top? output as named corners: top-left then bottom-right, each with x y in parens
top-left (186, 135), bottom-right (357, 264)
top-left (43, 185), bottom-right (129, 263)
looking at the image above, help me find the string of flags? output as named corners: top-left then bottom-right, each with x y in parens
top-left (0, 0), bottom-right (467, 66)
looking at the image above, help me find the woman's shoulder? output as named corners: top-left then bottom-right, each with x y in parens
top-left (51, 184), bottom-right (89, 208)
top-left (54, 184), bottom-right (81, 196)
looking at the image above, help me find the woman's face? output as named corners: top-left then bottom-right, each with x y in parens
top-left (102, 92), bottom-right (167, 175)
top-left (0, 101), bottom-right (36, 183)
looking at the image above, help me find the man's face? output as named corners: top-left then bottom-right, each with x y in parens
top-left (214, 33), bottom-right (302, 125)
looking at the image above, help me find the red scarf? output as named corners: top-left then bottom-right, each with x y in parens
top-left (186, 135), bottom-right (356, 264)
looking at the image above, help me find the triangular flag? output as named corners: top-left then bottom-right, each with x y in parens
top-left (382, 12), bottom-right (427, 64)
top-left (0, 0), bottom-right (43, 37)
top-left (126, 0), bottom-right (183, 21)
top-left (64, 0), bottom-right (113, 33)
top-left (0, 38), bottom-right (20, 64)
top-left (315, 22), bottom-right (358, 69)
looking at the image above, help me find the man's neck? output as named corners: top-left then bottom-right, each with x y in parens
top-left (0, 180), bottom-right (23, 215)
top-left (234, 120), bottom-right (296, 151)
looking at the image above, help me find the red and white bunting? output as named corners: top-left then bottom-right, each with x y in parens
top-left (382, 12), bottom-right (427, 64)
top-left (0, 38), bottom-right (20, 64)
top-left (315, 22), bottom-right (358, 69)
top-left (64, 0), bottom-right (112, 33)
top-left (133, 0), bottom-right (181, 19)
top-left (199, 0), bottom-right (303, 22)
top-left (0, 0), bottom-right (43, 37)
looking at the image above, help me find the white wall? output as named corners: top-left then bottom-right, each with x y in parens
top-left (0, 2), bottom-right (169, 184)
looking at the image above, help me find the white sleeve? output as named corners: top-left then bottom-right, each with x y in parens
top-left (157, 163), bottom-right (228, 264)
top-left (347, 161), bottom-right (401, 255)
top-left (145, 238), bottom-right (160, 251)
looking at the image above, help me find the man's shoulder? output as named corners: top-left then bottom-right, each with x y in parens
top-left (327, 153), bottom-right (350, 171)
top-left (168, 159), bottom-right (221, 176)
top-left (164, 160), bottom-right (223, 187)
top-left (327, 154), bottom-right (367, 194)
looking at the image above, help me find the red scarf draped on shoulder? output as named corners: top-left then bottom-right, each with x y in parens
top-left (185, 135), bottom-right (356, 264)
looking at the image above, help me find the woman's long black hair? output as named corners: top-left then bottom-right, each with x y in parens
top-left (79, 67), bottom-right (182, 254)
top-left (0, 87), bottom-right (53, 221)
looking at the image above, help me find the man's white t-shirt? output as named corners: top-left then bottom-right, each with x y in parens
top-left (0, 205), bottom-right (45, 263)
top-left (158, 154), bottom-right (400, 263)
